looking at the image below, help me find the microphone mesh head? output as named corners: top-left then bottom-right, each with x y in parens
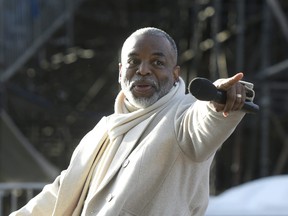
top-left (188, 78), bottom-right (217, 101)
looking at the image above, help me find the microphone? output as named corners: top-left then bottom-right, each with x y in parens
top-left (188, 77), bottom-right (259, 114)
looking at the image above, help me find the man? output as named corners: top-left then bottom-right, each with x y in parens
top-left (11, 27), bottom-right (254, 216)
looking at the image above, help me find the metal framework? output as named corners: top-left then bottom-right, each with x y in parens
top-left (184, 0), bottom-right (288, 189)
top-left (0, 0), bottom-right (287, 196)
top-left (0, 0), bottom-right (84, 82)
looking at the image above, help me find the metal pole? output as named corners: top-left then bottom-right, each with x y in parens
top-left (236, 0), bottom-right (245, 72)
top-left (0, 82), bottom-right (4, 185)
top-left (232, 0), bottom-right (246, 185)
top-left (65, 0), bottom-right (74, 48)
top-left (266, 0), bottom-right (288, 42)
top-left (259, 0), bottom-right (272, 177)
top-left (0, 0), bottom-right (4, 74)
top-left (210, 0), bottom-right (221, 80)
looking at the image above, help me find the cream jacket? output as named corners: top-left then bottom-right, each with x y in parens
top-left (11, 78), bottom-right (247, 216)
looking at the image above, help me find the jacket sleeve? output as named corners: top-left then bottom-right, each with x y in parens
top-left (9, 132), bottom-right (88, 216)
top-left (9, 126), bottom-right (94, 216)
top-left (176, 99), bottom-right (245, 162)
top-left (176, 80), bottom-right (255, 161)
top-left (9, 117), bottom-right (108, 216)
top-left (9, 124), bottom-right (90, 216)
top-left (9, 171), bottom-right (65, 216)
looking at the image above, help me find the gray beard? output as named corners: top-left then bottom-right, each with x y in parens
top-left (121, 76), bottom-right (173, 109)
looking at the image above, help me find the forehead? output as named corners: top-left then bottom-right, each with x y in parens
top-left (121, 34), bottom-right (173, 58)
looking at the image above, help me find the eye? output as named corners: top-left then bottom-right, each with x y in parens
top-left (126, 58), bottom-right (140, 68)
top-left (153, 60), bottom-right (164, 67)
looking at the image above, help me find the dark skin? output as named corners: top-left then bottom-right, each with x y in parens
top-left (211, 72), bottom-right (246, 117)
top-left (119, 33), bottom-right (246, 116)
top-left (119, 34), bottom-right (180, 100)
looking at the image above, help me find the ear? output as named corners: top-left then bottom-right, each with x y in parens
top-left (118, 63), bottom-right (122, 83)
top-left (173, 65), bottom-right (180, 83)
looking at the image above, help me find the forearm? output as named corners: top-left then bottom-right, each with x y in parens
top-left (178, 100), bottom-right (245, 161)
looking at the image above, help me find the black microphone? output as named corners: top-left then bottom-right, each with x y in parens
top-left (188, 77), bottom-right (259, 114)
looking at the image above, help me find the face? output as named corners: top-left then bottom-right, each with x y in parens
top-left (119, 34), bottom-right (180, 108)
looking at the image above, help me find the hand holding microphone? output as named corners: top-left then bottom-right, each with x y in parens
top-left (188, 73), bottom-right (259, 115)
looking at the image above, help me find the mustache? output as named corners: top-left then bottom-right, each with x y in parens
top-left (128, 76), bottom-right (159, 89)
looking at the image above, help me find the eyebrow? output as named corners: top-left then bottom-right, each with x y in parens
top-left (127, 52), bottom-right (138, 58)
top-left (127, 52), bottom-right (166, 58)
top-left (152, 52), bottom-right (166, 58)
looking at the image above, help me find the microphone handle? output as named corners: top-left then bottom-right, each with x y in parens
top-left (214, 90), bottom-right (259, 114)
top-left (242, 101), bottom-right (260, 114)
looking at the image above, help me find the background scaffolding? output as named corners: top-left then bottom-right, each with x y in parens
top-left (0, 0), bottom-right (288, 213)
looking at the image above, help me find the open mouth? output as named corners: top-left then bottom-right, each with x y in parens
top-left (131, 80), bottom-right (156, 95)
top-left (134, 84), bottom-right (153, 91)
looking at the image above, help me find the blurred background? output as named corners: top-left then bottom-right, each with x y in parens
top-left (0, 0), bottom-right (288, 214)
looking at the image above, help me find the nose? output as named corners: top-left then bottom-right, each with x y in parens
top-left (136, 62), bottom-right (152, 76)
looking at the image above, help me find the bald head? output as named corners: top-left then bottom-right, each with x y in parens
top-left (121, 27), bottom-right (178, 65)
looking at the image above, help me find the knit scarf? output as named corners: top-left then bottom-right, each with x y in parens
top-left (52, 78), bottom-right (186, 216)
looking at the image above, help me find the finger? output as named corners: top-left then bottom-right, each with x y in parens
top-left (239, 84), bottom-right (246, 109)
top-left (223, 84), bottom-right (237, 114)
top-left (233, 83), bottom-right (246, 110)
top-left (220, 72), bottom-right (244, 90)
